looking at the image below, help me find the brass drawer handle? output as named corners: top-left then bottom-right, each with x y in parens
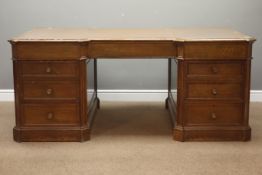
top-left (47, 112), bottom-right (54, 120)
top-left (211, 66), bottom-right (218, 74)
top-left (211, 113), bottom-right (217, 119)
top-left (46, 88), bottom-right (53, 95)
top-left (212, 88), bottom-right (217, 95)
top-left (46, 67), bottom-right (52, 73)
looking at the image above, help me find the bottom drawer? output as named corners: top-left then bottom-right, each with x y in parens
top-left (185, 103), bottom-right (243, 126)
top-left (22, 104), bottom-right (80, 126)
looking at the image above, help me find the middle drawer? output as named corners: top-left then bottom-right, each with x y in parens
top-left (22, 80), bottom-right (79, 100)
top-left (186, 83), bottom-right (243, 100)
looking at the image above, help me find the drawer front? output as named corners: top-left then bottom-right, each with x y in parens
top-left (22, 104), bottom-right (80, 126)
top-left (23, 80), bottom-right (79, 100)
top-left (187, 62), bottom-right (243, 77)
top-left (88, 41), bottom-right (176, 58)
top-left (186, 83), bottom-right (242, 99)
top-left (14, 42), bottom-right (83, 60)
top-left (184, 42), bottom-right (248, 59)
top-left (21, 61), bottom-right (78, 77)
top-left (185, 103), bottom-right (243, 125)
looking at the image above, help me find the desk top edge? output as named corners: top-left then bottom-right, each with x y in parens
top-left (10, 28), bottom-right (256, 42)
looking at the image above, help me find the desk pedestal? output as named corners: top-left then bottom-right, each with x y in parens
top-left (167, 41), bottom-right (252, 141)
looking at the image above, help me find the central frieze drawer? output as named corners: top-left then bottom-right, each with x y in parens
top-left (21, 61), bottom-right (78, 77)
top-left (23, 80), bottom-right (79, 100)
top-left (22, 104), bottom-right (80, 126)
top-left (88, 41), bottom-right (176, 58)
top-left (184, 103), bottom-right (243, 126)
top-left (186, 83), bottom-right (243, 99)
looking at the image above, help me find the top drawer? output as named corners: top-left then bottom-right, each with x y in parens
top-left (187, 61), bottom-right (243, 78)
top-left (21, 61), bottom-right (78, 77)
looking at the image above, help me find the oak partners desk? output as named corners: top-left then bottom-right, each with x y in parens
top-left (9, 28), bottom-right (255, 142)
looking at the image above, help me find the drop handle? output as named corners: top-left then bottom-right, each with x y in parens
top-left (211, 66), bottom-right (218, 74)
top-left (211, 113), bottom-right (217, 119)
top-left (46, 67), bottom-right (52, 73)
top-left (212, 88), bottom-right (217, 95)
top-left (47, 112), bottom-right (54, 120)
top-left (46, 88), bottom-right (53, 95)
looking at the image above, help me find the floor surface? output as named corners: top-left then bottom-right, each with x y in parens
top-left (0, 102), bottom-right (261, 175)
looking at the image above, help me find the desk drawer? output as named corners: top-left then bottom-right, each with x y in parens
top-left (185, 103), bottom-right (243, 125)
top-left (186, 83), bottom-right (242, 99)
top-left (88, 41), bottom-right (176, 58)
top-left (21, 61), bottom-right (78, 77)
top-left (187, 62), bottom-right (243, 78)
top-left (23, 80), bottom-right (79, 100)
top-left (22, 104), bottom-right (80, 126)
